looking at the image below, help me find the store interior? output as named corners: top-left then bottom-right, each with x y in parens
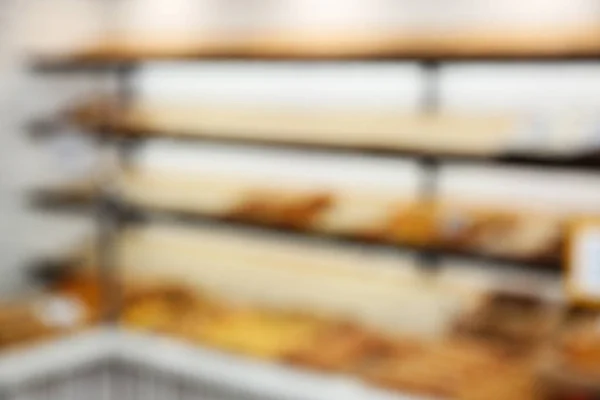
top-left (3, 1), bottom-right (600, 399)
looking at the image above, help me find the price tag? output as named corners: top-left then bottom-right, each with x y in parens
top-left (567, 221), bottom-right (600, 307)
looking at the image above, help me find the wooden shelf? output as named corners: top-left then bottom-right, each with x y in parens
top-left (29, 185), bottom-right (563, 271)
top-left (28, 108), bottom-right (600, 172)
top-left (31, 27), bottom-right (600, 70)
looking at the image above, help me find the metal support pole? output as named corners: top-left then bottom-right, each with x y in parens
top-left (419, 61), bottom-right (441, 199)
top-left (97, 64), bottom-right (137, 323)
top-left (418, 61), bottom-right (441, 269)
top-left (421, 61), bottom-right (441, 113)
top-left (96, 191), bottom-right (120, 323)
top-left (115, 64), bottom-right (139, 169)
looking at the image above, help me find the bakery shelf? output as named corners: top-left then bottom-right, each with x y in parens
top-left (27, 111), bottom-right (600, 172)
top-left (110, 255), bottom-right (551, 399)
top-left (124, 206), bottom-right (562, 271)
top-left (28, 185), bottom-right (562, 271)
top-left (32, 53), bottom-right (600, 73)
top-left (30, 27), bottom-right (600, 71)
top-left (11, 231), bottom-right (561, 399)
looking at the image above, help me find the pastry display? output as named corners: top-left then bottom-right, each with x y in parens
top-left (16, 235), bottom-right (567, 400)
top-left (45, 171), bottom-right (572, 265)
top-left (112, 273), bottom-right (556, 400)
top-left (28, 16), bottom-right (600, 400)
top-left (121, 170), bottom-right (569, 263)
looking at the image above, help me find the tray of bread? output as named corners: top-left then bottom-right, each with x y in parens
top-left (116, 282), bottom-right (552, 400)
top-left (59, 223), bottom-right (567, 399)
top-left (32, 167), bottom-right (568, 268)
top-left (121, 169), bottom-right (566, 264)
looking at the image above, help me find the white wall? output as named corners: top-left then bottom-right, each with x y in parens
top-left (2, 0), bottom-right (600, 298)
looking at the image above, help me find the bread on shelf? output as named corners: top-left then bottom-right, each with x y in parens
top-left (117, 278), bottom-right (548, 399)
top-left (227, 189), bottom-right (333, 230)
top-left (38, 168), bottom-right (572, 266)
top-left (384, 202), bottom-right (441, 247)
top-left (55, 219), bottom-right (568, 400)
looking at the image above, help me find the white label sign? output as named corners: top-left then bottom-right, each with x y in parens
top-left (569, 226), bottom-right (600, 303)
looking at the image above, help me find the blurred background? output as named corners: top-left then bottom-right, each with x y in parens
top-left (2, 0), bottom-right (600, 295)
top-left (2, 1), bottom-right (600, 399)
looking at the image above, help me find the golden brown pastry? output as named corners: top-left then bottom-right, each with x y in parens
top-left (121, 284), bottom-right (201, 335)
top-left (228, 190), bottom-right (332, 230)
top-left (192, 307), bottom-right (321, 360)
top-left (384, 202), bottom-right (440, 247)
top-left (278, 193), bottom-right (333, 230)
